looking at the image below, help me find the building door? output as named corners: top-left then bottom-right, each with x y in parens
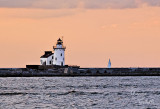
top-left (61, 62), bottom-right (63, 66)
top-left (43, 61), bottom-right (46, 65)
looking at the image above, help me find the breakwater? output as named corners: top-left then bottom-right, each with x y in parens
top-left (0, 66), bottom-right (160, 77)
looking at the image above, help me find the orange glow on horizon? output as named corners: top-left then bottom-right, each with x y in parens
top-left (0, 7), bottom-right (160, 68)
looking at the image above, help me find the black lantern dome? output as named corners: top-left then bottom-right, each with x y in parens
top-left (57, 38), bottom-right (63, 45)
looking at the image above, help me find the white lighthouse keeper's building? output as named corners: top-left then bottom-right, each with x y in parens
top-left (40, 51), bottom-right (54, 65)
top-left (53, 38), bottom-right (66, 66)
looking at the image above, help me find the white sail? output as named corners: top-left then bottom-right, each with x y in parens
top-left (108, 59), bottom-right (111, 68)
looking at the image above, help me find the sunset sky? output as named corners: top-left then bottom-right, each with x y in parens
top-left (0, 0), bottom-right (160, 68)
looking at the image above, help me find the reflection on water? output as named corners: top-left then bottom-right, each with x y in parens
top-left (0, 77), bottom-right (160, 109)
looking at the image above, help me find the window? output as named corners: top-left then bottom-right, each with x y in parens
top-left (55, 57), bottom-right (57, 61)
top-left (61, 53), bottom-right (62, 56)
top-left (52, 56), bottom-right (54, 59)
top-left (50, 61), bottom-right (52, 64)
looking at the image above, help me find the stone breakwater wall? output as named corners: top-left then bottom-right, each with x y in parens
top-left (0, 67), bottom-right (160, 77)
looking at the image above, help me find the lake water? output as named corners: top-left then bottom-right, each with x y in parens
top-left (0, 77), bottom-right (160, 109)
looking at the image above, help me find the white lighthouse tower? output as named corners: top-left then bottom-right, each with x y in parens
top-left (53, 38), bottom-right (66, 66)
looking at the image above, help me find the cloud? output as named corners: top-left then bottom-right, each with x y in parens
top-left (0, 0), bottom-right (78, 9)
top-left (0, 0), bottom-right (160, 9)
top-left (141, 0), bottom-right (160, 6)
top-left (83, 0), bottom-right (138, 9)
top-left (0, 8), bottom-right (77, 19)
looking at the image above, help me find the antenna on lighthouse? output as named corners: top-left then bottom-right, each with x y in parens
top-left (62, 36), bottom-right (64, 44)
top-left (62, 36), bottom-right (64, 41)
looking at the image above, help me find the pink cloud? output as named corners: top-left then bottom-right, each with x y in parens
top-left (0, 0), bottom-right (160, 9)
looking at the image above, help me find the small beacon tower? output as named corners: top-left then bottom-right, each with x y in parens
top-left (53, 38), bottom-right (66, 66)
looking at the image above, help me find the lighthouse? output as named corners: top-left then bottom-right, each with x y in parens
top-left (53, 38), bottom-right (66, 66)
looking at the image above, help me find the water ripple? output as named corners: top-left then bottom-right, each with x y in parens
top-left (0, 77), bottom-right (160, 109)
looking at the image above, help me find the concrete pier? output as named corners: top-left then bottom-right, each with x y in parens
top-left (0, 66), bottom-right (160, 77)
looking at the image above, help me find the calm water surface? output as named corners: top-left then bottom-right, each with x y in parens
top-left (0, 77), bottom-right (160, 109)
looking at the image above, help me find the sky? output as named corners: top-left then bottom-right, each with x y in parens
top-left (0, 0), bottom-right (160, 68)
